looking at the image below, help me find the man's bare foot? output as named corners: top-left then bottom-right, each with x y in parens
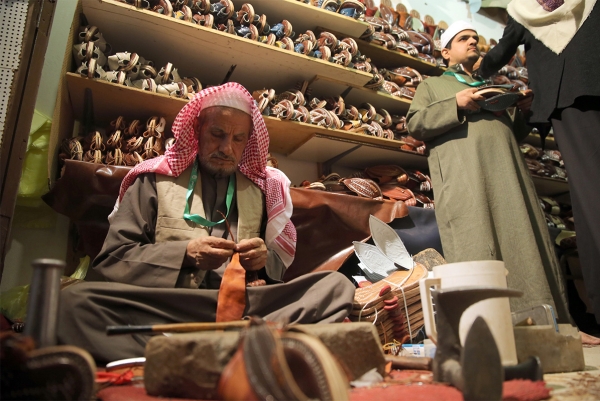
top-left (581, 331), bottom-right (600, 345)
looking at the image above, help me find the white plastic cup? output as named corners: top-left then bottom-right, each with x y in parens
top-left (419, 260), bottom-right (517, 365)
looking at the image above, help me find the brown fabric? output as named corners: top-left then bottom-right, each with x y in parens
top-left (43, 161), bottom-right (409, 280)
top-left (286, 188), bottom-right (409, 281)
top-left (216, 254), bottom-right (247, 322)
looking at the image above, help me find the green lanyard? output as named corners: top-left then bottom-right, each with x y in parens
top-left (443, 71), bottom-right (487, 87)
top-left (183, 159), bottom-right (235, 227)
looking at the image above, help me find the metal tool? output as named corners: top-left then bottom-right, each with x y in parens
top-left (23, 258), bottom-right (65, 348)
top-left (431, 286), bottom-right (522, 401)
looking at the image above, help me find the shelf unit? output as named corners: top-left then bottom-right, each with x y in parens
top-left (50, 0), bottom-right (570, 198)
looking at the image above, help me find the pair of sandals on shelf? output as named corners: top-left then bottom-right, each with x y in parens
top-left (59, 116), bottom-right (172, 167)
top-left (77, 48), bottom-right (202, 100)
top-left (361, 4), bottom-right (438, 64)
top-left (296, 0), bottom-right (366, 20)
top-left (293, 31), bottom-right (363, 68)
top-left (373, 66), bottom-right (425, 100)
top-left (253, 88), bottom-right (404, 141)
top-left (364, 165), bottom-right (434, 208)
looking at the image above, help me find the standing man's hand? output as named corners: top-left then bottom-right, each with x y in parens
top-left (186, 237), bottom-right (236, 270)
top-left (235, 238), bottom-right (267, 271)
top-left (516, 89), bottom-right (534, 114)
top-left (456, 88), bottom-right (485, 112)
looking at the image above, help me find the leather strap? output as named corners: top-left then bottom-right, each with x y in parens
top-left (216, 253), bottom-right (247, 322)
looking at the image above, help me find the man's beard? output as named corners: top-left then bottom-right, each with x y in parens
top-left (198, 152), bottom-right (238, 178)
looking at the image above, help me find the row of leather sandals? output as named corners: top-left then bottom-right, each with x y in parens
top-left (299, 164), bottom-right (435, 209)
top-left (295, 0), bottom-right (367, 20)
top-left (114, 0), bottom-right (370, 71)
top-left (59, 116), bottom-right (172, 167)
top-left (73, 25), bottom-right (202, 99)
top-left (252, 85), bottom-right (426, 153)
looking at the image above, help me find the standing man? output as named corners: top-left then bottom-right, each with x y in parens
top-left (479, 0), bottom-right (600, 328)
top-left (56, 83), bottom-right (355, 363)
top-left (406, 21), bottom-right (570, 322)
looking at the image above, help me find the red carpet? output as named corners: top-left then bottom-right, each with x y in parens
top-left (97, 370), bottom-right (551, 401)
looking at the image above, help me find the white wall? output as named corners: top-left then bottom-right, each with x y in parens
top-left (1, 0), bottom-right (507, 291)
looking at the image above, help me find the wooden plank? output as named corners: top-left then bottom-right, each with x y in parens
top-left (231, 0), bottom-right (370, 38)
top-left (66, 73), bottom-right (187, 132)
top-left (80, 0), bottom-right (372, 95)
top-left (319, 27), bottom-right (445, 75)
top-left (264, 116), bottom-right (317, 155)
top-left (310, 75), bottom-right (412, 115)
top-left (531, 176), bottom-right (570, 197)
top-left (331, 142), bottom-right (429, 170)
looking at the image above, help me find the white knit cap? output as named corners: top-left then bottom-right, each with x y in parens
top-left (199, 86), bottom-right (252, 116)
top-left (440, 20), bottom-right (477, 49)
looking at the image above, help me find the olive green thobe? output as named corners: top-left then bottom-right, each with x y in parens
top-left (406, 67), bottom-right (569, 321)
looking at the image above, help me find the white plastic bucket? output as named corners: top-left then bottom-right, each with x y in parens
top-left (419, 260), bottom-right (517, 365)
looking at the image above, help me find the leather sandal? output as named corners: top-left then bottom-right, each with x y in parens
top-left (144, 116), bottom-right (165, 138)
top-left (193, 13), bottom-right (215, 28)
top-left (129, 77), bottom-right (158, 92)
top-left (156, 62), bottom-right (182, 85)
top-left (174, 5), bottom-right (194, 22)
top-left (157, 81), bottom-right (189, 98)
top-left (209, 0), bottom-right (235, 23)
top-left (76, 59), bottom-right (106, 80)
top-left (78, 25), bottom-right (112, 54)
top-left (106, 130), bottom-right (123, 150)
top-left (235, 3), bottom-right (255, 26)
top-left (338, 0), bottom-right (365, 19)
top-left (342, 177), bottom-right (383, 199)
top-left (151, 0), bottom-right (174, 17)
top-left (252, 88), bottom-right (275, 114)
top-left (190, 0), bottom-right (211, 15)
top-left (124, 151), bottom-right (144, 166)
top-left (102, 70), bottom-right (127, 85)
top-left (105, 148), bottom-right (126, 166)
top-left (72, 41), bottom-right (108, 68)
top-left (124, 119), bottom-right (143, 138)
top-left (270, 99), bottom-right (296, 120)
top-left (83, 149), bottom-right (104, 164)
top-left (107, 52), bottom-right (139, 73)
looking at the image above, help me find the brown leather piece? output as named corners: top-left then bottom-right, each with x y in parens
top-left (286, 188), bottom-right (408, 281)
top-left (216, 253), bottom-right (247, 322)
top-left (42, 161), bottom-right (409, 281)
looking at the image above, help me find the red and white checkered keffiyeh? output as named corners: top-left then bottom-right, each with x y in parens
top-left (110, 82), bottom-right (297, 266)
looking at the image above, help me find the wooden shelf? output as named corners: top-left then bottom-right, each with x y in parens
top-left (65, 72), bottom-right (413, 156)
top-left (318, 27), bottom-right (445, 75)
top-left (231, 0), bottom-right (370, 38)
top-left (310, 75), bottom-right (412, 115)
top-left (531, 176), bottom-right (569, 197)
top-left (81, 0), bottom-right (372, 94)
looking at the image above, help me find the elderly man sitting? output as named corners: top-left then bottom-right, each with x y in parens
top-left (57, 83), bottom-right (355, 363)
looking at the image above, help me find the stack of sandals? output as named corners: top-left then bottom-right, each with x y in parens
top-left (59, 116), bottom-right (172, 167)
top-left (360, 2), bottom-right (441, 66)
top-left (296, 0), bottom-right (367, 20)
top-left (115, 0), bottom-right (373, 72)
top-left (349, 253), bottom-right (431, 345)
top-left (253, 85), bottom-right (425, 145)
top-left (299, 165), bottom-right (435, 209)
top-left (520, 143), bottom-right (568, 182)
top-left (73, 24), bottom-right (203, 99)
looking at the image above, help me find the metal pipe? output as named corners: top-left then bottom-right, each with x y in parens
top-left (23, 258), bottom-right (65, 348)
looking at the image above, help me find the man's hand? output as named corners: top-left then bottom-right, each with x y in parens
top-left (516, 89), bottom-right (533, 114)
top-left (186, 237), bottom-right (236, 270)
top-left (456, 88), bottom-right (485, 112)
top-left (235, 238), bottom-right (267, 272)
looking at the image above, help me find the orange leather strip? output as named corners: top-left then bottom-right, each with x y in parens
top-left (216, 253), bottom-right (247, 322)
